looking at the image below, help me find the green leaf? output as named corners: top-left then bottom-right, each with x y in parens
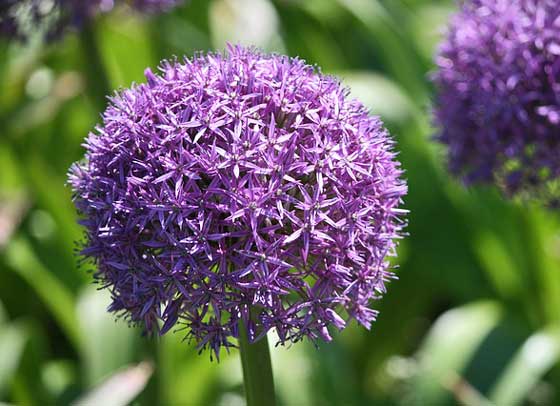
top-left (338, 71), bottom-right (415, 124)
top-left (0, 145), bottom-right (23, 192)
top-left (4, 237), bottom-right (83, 353)
top-left (269, 340), bottom-right (313, 406)
top-left (0, 321), bottom-right (28, 397)
top-left (520, 209), bottom-right (560, 324)
top-left (11, 323), bottom-right (53, 405)
top-left (336, 0), bottom-right (427, 101)
top-left (0, 299), bottom-right (6, 325)
top-left (489, 328), bottom-right (560, 405)
top-left (97, 12), bottom-right (157, 88)
top-left (72, 362), bottom-right (153, 406)
top-left (474, 231), bottom-right (522, 300)
top-left (76, 287), bottom-right (139, 387)
top-left (41, 360), bottom-right (77, 401)
top-left (23, 155), bottom-right (86, 288)
top-left (209, 0), bottom-right (284, 51)
top-left (407, 4), bottom-right (454, 61)
top-left (411, 301), bottom-right (502, 404)
top-left (159, 333), bottom-right (220, 406)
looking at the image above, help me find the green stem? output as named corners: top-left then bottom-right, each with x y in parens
top-left (238, 320), bottom-right (276, 406)
top-left (138, 337), bottom-right (162, 406)
top-left (79, 20), bottom-right (111, 112)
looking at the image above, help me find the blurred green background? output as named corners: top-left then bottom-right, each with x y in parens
top-left (2, 0), bottom-right (560, 405)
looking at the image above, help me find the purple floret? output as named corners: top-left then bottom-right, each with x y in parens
top-left (433, 0), bottom-right (560, 203)
top-left (69, 45), bottom-right (407, 359)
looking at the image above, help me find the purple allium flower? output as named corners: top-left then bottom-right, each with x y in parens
top-left (0, 1), bottom-right (19, 38)
top-left (0, 0), bottom-right (183, 42)
top-left (433, 0), bottom-right (560, 203)
top-left (69, 45), bottom-right (407, 359)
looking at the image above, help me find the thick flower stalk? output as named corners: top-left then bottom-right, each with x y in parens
top-left (433, 0), bottom-right (560, 204)
top-left (0, 0), bottom-right (183, 41)
top-left (69, 45), bottom-right (407, 360)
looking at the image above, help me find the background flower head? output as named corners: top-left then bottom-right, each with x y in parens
top-left (130, 0), bottom-right (184, 13)
top-left (433, 0), bottom-right (560, 205)
top-left (69, 45), bottom-right (407, 359)
top-left (0, 0), bottom-right (184, 41)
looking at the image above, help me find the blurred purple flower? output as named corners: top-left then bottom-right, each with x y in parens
top-left (0, 0), bottom-right (183, 41)
top-left (433, 0), bottom-right (560, 203)
top-left (69, 45), bottom-right (407, 359)
top-left (132, 0), bottom-right (184, 13)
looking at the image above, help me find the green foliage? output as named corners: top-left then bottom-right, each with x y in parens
top-left (411, 301), bottom-right (502, 405)
top-left (1, 0), bottom-right (559, 404)
top-left (489, 328), bottom-right (560, 405)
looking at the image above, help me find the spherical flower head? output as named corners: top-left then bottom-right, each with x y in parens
top-left (433, 0), bottom-right (560, 205)
top-left (69, 45), bottom-right (407, 359)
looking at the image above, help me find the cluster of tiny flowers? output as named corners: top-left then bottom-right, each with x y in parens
top-left (433, 0), bottom-right (560, 204)
top-left (69, 45), bottom-right (407, 359)
top-left (0, 0), bottom-right (183, 41)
